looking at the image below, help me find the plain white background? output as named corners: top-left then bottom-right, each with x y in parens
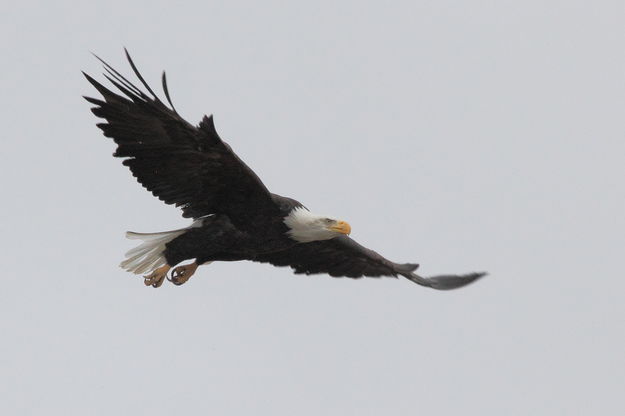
top-left (1, 1), bottom-right (623, 414)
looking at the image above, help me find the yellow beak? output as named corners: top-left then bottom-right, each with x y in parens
top-left (329, 220), bottom-right (351, 235)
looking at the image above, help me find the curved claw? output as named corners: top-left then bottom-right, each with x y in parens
top-left (167, 262), bottom-right (198, 286)
top-left (168, 270), bottom-right (187, 286)
top-left (166, 268), bottom-right (179, 282)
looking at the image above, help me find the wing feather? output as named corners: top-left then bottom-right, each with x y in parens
top-left (252, 236), bottom-right (486, 290)
top-left (84, 51), bottom-right (279, 225)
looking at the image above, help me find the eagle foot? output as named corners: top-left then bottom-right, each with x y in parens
top-left (143, 265), bottom-right (171, 288)
top-left (168, 262), bottom-right (199, 286)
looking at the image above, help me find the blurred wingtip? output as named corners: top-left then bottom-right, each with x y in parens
top-left (405, 270), bottom-right (488, 290)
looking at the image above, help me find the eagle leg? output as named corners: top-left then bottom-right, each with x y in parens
top-left (168, 262), bottom-right (199, 286)
top-left (143, 264), bottom-right (171, 288)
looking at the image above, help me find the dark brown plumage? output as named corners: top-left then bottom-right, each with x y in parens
top-left (84, 50), bottom-right (486, 290)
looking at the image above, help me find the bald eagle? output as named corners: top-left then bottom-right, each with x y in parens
top-left (84, 50), bottom-right (486, 290)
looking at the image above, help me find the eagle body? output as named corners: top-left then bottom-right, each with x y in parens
top-left (85, 50), bottom-right (486, 290)
top-left (163, 195), bottom-right (300, 266)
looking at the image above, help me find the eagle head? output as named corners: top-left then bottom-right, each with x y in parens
top-left (284, 207), bottom-right (351, 243)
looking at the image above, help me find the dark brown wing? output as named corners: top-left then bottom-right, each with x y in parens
top-left (84, 50), bottom-right (279, 226)
top-left (252, 236), bottom-right (486, 290)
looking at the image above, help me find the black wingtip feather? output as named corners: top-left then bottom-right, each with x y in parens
top-left (410, 271), bottom-right (487, 290)
top-left (102, 74), bottom-right (144, 103)
top-left (82, 70), bottom-right (98, 85)
top-left (83, 71), bottom-right (118, 99)
top-left (93, 53), bottom-right (147, 99)
top-left (83, 95), bottom-right (105, 106)
top-left (102, 66), bottom-right (144, 98)
top-left (161, 71), bottom-right (178, 114)
top-left (124, 48), bottom-right (159, 100)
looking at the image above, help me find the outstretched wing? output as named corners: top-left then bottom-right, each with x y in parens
top-left (84, 50), bottom-right (279, 226)
top-left (252, 236), bottom-right (486, 290)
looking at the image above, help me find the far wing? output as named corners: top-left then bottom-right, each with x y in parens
top-left (84, 50), bottom-right (280, 226)
top-left (252, 236), bottom-right (486, 290)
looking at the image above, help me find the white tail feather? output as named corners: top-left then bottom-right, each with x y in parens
top-left (120, 220), bottom-right (203, 274)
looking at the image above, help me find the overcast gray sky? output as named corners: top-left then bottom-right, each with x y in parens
top-left (1, 1), bottom-right (624, 414)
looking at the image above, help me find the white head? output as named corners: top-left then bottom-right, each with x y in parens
top-left (284, 206), bottom-right (351, 243)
